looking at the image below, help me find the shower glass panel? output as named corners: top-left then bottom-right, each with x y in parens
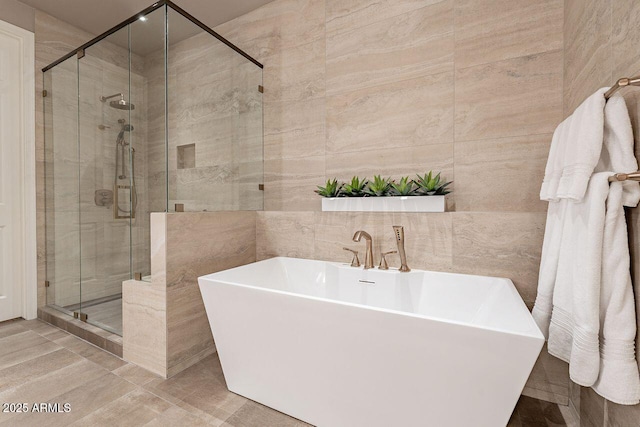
top-left (43, 0), bottom-right (262, 337)
top-left (44, 57), bottom-right (81, 315)
top-left (167, 7), bottom-right (264, 212)
top-left (77, 25), bottom-right (135, 335)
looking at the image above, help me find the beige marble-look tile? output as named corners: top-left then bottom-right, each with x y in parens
top-left (113, 363), bottom-right (160, 386)
top-left (0, 348), bottom-right (82, 390)
top-left (455, 51), bottom-right (563, 142)
top-left (607, 398), bottom-right (640, 427)
top-left (150, 213), bottom-right (167, 289)
top-left (6, 373), bottom-right (137, 427)
top-left (0, 321), bottom-right (29, 339)
top-left (326, 143), bottom-right (453, 181)
top-left (222, 400), bottom-right (311, 427)
top-left (380, 212), bottom-right (453, 272)
top-left (144, 405), bottom-right (213, 427)
top-left (262, 39), bottom-right (325, 103)
top-left (522, 344), bottom-right (570, 405)
top-left (0, 359), bottom-right (109, 425)
top-left (256, 211), bottom-right (315, 260)
top-left (452, 212), bottom-right (546, 304)
top-left (0, 331), bottom-right (61, 370)
top-left (264, 155), bottom-right (325, 211)
top-left (454, 134), bottom-right (551, 212)
top-left (165, 212), bottom-right (256, 288)
top-left (325, 0), bottom-right (444, 35)
top-left (313, 211), bottom-right (387, 263)
top-left (579, 386), bottom-right (606, 427)
top-left (563, 0), bottom-right (612, 115)
top-left (165, 212), bottom-right (255, 373)
top-left (264, 98), bottom-right (325, 160)
top-left (122, 279), bottom-right (167, 377)
top-left (69, 388), bottom-right (172, 427)
top-left (455, 0), bottom-right (563, 69)
top-left (326, 71), bottom-right (454, 153)
top-left (214, 0), bottom-right (325, 62)
top-left (612, 0), bottom-right (640, 80)
top-left (326, 1), bottom-right (453, 96)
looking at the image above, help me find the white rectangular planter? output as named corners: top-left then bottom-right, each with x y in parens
top-left (321, 195), bottom-right (445, 212)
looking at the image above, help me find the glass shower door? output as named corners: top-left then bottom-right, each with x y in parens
top-left (44, 56), bottom-right (82, 318)
top-left (76, 26), bottom-right (134, 336)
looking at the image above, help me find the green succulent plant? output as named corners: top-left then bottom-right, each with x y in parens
top-left (341, 176), bottom-right (368, 197)
top-left (414, 171), bottom-right (452, 195)
top-left (363, 175), bottom-right (392, 197)
top-left (390, 176), bottom-right (416, 196)
top-left (314, 178), bottom-right (342, 197)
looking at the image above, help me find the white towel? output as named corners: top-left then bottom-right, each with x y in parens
top-left (592, 181), bottom-right (640, 404)
top-left (540, 88), bottom-right (608, 202)
top-left (591, 94), bottom-right (640, 404)
top-left (533, 173), bottom-right (610, 386)
top-left (533, 92), bottom-right (640, 404)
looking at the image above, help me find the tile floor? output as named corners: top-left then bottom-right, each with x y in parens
top-left (0, 319), bottom-right (568, 427)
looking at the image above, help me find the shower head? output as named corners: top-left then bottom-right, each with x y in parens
top-left (100, 93), bottom-right (135, 110)
top-left (110, 99), bottom-right (135, 110)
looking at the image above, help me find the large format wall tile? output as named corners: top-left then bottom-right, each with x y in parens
top-left (579, 387), bottom-right (606, 427)
top-left (123, 279), bottom-right (166, 377)
top-left (379, 212), bottom-right (453, 272)
top-left (607, 398), bottom-right (640, 427)
top-left (454, 134), bottom-right (551, 212)
top-left (326, 0), bottom-right (445, 36)
top-left (262, 39), bottom-right (325, 103)
top-left (455, 0), bottom-right (563, 69)
top-left (326, 0), bottom-right (453, 95)
top-left (264, 156), bottom-right (325, 211)
top-left (522, 344), bottom-right (570, 405)
top-left (264, 98), bottom-right (326, 160)
top-left (165, 212), bottom-right (256, 372)
top-left (313, 211), bottom-right (387, 262)
top-left (563, 0), bottom-right (612, 115)
top-left (452, 212), bottom-right (546, 304)
top-left (256, 211), bottom-right (315, 260)
top-left (325, 143), bottom-right (453, 182)
top-left (215, 0), bottom-right (325, 61)
top-left (612, 0), bottom-right (640, 80)
top-left (326, 72), bottom-right (454, 153)
top-left (455, 51), bottom-right (563, 142)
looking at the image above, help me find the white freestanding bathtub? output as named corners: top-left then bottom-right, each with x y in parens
top-left (198, 257), bottom-right (544, 427)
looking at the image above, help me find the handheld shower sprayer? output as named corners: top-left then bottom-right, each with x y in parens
top-left (393, 225), bottom-right (410, 272)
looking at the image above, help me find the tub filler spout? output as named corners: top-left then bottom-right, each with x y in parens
top-left (352, 230), bottom-right (374, 269)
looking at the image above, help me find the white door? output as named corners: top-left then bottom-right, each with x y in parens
top-left (0, 20), bottom-right (34, 322)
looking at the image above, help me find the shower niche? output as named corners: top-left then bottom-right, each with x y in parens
top-left (43, 1), bottom-right (263, 336)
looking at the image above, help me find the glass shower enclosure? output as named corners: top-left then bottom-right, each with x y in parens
top-left (43, 1), bottom-right (263, 335)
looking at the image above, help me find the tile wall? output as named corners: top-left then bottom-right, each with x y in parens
top-left (564, 0), bottom-right (640, 424)
top-left (215, 0), bottom-right (568, 404)
top-left (123, 212), bottom-right (256, 377)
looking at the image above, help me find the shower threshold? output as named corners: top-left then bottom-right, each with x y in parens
top-left (47, 293), bottom-right (124, 336)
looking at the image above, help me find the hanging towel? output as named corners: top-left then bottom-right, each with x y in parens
top-left (533, 92), bottom-right (640, 403)
top-left (540, 88), bottom-right (608, 202)
top-left (533, 172), bottom-right (610, 386)
top-left (591, 94), bottom-right (640, 404)
top-left (592, 181), bottom-right (640, 404)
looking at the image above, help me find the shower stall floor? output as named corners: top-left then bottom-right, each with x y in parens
top-left (63, 295), bottom-right (123, 336)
